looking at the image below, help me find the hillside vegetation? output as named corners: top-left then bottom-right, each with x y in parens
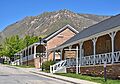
top-left (0, 9), bottom-right (110, 43)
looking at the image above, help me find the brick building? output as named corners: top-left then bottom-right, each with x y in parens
top-left (13, 24), bottom-right (78, 68)
top-left (51, 14), bottom-right (120, 79)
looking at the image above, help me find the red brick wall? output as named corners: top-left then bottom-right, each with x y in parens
top-left (47, 28), bottom-right (76, 60)
top-left (22, 59), bottom-right (34, 66)
top-left (67, 64), bottom-right (120, 79)
top-left (47, 28), bottom-right (76, 50)
top-left (67, 67), bottom-right (76, 73)
top-left (34, 57), bottom-right (41, 68)
top-left (48, 52), bottom-right (53, 61)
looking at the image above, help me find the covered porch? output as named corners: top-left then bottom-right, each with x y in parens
top-left (51, 27), bottom-right (120, 78)
top-left (13, 42), bottom-right (47, 67)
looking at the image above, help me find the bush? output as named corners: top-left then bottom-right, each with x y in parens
top-left (42, 60), bottom-right (55, 72)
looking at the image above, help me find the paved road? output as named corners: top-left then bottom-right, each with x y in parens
top-left (0, 64), bottom-right (71, 84)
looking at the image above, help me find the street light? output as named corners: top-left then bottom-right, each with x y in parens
top-left (43, 40), bottom-right (47, 44)
top-left (43, 40), bottom-right (47, 58)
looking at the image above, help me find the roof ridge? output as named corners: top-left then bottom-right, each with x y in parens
top-left (55, 13), bottom-right (120, 50)
top-left (43, 24), bottom-right (78, 41)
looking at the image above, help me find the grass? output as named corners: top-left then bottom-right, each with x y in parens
top-left (42, 70), bottom-right (50, 73)
top-left (12, 65), bottom-right (35, 68)
top-left (55, 73), bottom-right (120, 84)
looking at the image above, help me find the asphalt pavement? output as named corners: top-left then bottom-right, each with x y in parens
top-left (0, 64), bottom-right (72, 84)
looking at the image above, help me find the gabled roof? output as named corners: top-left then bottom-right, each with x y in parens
top-left (15, 24), bottom-right (78, 54)
top-left (55, 14), bottom-right (120, 49)
top-left (36, 24), bottom-right (79, 44)
top-left (44, 24), bottom-right (78, 41)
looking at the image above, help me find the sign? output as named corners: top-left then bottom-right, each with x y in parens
top-left (65, 51), bottom-right (76, 58)
top-left (104, 61), bottom-right (106, 68)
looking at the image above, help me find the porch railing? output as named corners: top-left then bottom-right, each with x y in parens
top-left (66, 58), bottom-right (76, 67)
top-left (22, 54), bottom-right (34, 62)
top-left (81, 51), bottom-right (120, 66)
top-left (11, 59), bottom-right (20, 65)
top-left (50, 60), bottom-right (67, 73)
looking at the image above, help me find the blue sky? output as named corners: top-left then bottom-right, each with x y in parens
top-left (0, 0), bottom-right (120, 31)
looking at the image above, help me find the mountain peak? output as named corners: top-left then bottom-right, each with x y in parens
top-left (58, 9), bottom-right (73, 12)
top-left (0, 9), bottom-right (110, 43)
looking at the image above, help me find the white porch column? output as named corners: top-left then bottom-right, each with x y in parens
top-left (109, 32), bottom-right (116, 64)
top-left (60, 49), bottom-right (63, 60)
top-left (92, 37), bottom-right (97, 65)
top-left (20, 51), bottom-right (22, 65)
top-left (31, 46), bottom-right (32, 55)
top-left (34, 45), bottom-right (37, 58)
top-left (76, 46), bottom-right (79, 74)
top-left (20, 52), bottom-right (23, 65)
top-left (79, 42), bottom-right (83, 73)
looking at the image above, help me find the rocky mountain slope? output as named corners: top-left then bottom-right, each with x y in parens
top-left (0, 10), bottom-right (110, 43)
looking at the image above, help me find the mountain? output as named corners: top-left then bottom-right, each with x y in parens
top-left (0, 9), bottom-right (110, 43)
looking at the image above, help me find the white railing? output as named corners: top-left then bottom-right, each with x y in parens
top-left (81, 55), bottom-right (94, 66)
top-left (22, 54), bottom-right (34, 62)
top-left (114, 51), bottom-right (120, 62)
top-left (11, 59), bottom-right (20, 65)
top-left (50, 60), bottom-right (67, 73)
top-left (81, 51), bottom-right (120, 66)
top-left (36, 53), bottom-right (46, 58)
top-left (66, 58), bottom-right (76, 67)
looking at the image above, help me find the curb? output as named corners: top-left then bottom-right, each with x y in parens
top-left (30, 71), bottom-right (79, 84)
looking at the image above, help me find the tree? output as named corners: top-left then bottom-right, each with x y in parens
top-left (23, 35), bottom-right (39, 46)
top-left (1, 35), bottom-right (23, 58)
top-left (0, 35), bottom-right (39, 59)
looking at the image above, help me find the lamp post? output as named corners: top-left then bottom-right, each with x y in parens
top-left (42, 40), bottom-right (47, 71)
top-left (43, 40), bottom-right (47, 57)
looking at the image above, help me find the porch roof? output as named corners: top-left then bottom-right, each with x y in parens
top-left (55, 14), bottom-right (120, 50)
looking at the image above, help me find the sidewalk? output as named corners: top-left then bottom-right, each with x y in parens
top-left (21, 68), bottom-right (99, 84)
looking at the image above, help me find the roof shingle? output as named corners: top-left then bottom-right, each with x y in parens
top-left (58, 14), bottom-right (120, 49)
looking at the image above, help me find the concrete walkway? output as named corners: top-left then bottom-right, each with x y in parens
top-left (19, 68), bottom-right (99, 84)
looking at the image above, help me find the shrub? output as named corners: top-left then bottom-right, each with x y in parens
top-left (42, 60), bottom-right (55, 71)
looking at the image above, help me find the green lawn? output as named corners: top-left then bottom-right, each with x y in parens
top-left (12, 65), bottom-right (35, 68)
top-left (56, 73), bottom-right (120, 84)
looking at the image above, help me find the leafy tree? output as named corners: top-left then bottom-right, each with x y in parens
top-left (23, 35), bottom-right (39, 47)
top-left (0, 35), bottom-right (39, 59)
top-left (1, 35), bottom-right (22, 58)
